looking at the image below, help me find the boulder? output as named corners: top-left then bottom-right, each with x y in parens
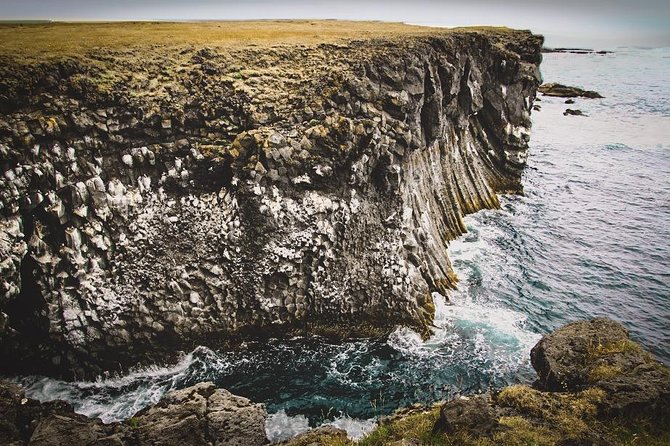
top-left (530, 318), bottom-right (670, 417)
top-left (134, 382), bottom-right (267, 446)
top-left (432, 396), bottom-right (499, 437)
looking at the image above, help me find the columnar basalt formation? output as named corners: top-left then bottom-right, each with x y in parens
top-left (0, 22), bottom-right (543, 376)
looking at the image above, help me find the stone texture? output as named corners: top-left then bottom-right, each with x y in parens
top-left (0, 380), bottom-right (267, 446)
top-left (531, 318), bottom-right (670, 417)
top-left (135, 382), bottom-right (267, 446)
top-left (432, 396), bottom-right (500, 436)
top-left (0, 29), bottom-right (543, 376)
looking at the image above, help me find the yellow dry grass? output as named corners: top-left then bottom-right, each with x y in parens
top-left (0, 20), bottom-right (465, 60)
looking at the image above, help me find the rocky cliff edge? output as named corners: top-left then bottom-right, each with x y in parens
top-left (0, 21), bottom-right (543, 376)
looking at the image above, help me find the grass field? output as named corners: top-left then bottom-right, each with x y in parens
top-left (0, 20), bottom-right (452, 59)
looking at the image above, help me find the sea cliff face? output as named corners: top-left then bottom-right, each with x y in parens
top-left (0, 23), bottom-right (543, 376)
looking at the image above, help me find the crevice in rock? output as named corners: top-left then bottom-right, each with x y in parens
top-left (6, 252), bottom-right (49, 340)
top-left (457, 59), bottom-right (473, 114)
top-left (420, 64), bottom-right (440, 147)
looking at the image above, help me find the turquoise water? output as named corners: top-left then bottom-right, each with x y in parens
top-left (14, 48), bottom-right (670, 442)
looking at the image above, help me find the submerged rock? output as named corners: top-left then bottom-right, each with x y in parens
top-left (0, 381), bottom-right (267, 446)
top-left (539, 82), bottom-right (604, 98)
top-left (563, 108), bottom-right (586, 116)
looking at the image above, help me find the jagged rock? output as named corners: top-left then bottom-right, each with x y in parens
top-left (531, 318), bottom-right (670, 417)
top-left (0, 380), bottom-right (267, 446)
top-left (539, 83), bottom-right (604, 98)
top-left (0, 25), bottom-right (544, 376)
top-left (135, 382), bottom-right (267, 446)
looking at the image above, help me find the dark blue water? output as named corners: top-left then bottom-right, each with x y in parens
top-left (14, 48), bottom-right (670, 442)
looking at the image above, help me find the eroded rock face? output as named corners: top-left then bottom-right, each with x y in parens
top-left (134, 382), bottom-right (267, 446)
top-left (0, 29), bottom-right (543, 376)
top-left (0, 380), bottom-right (267, 446)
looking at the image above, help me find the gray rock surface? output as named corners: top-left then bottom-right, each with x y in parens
top-left (0, 380), bottom-right (267, 446)
top-left (0, 29), bottom-right (543, 376)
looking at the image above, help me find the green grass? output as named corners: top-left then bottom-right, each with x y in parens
top-left (587, 339), bottom-right (644, 359)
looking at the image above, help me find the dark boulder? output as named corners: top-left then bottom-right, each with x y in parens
top-left (530, 318), bottom-right (670, 418)
top-left (432, 396), bottom-right (500, 437)
top-left (539, 83), bottom-right (604, 98)
top-left (563, 109), bottom-right (586, 116)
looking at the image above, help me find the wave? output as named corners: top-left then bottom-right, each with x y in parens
top-left (15, 346), bottom-right (230, 423)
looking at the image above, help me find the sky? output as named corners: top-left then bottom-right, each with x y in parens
top-left (1, 0), bottom-right (669, 48)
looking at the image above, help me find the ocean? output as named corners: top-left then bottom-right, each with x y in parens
top-left (12, 47), bottom-right (670, 442)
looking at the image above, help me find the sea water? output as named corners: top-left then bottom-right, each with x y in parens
top-left (12, 48), bottom-right (670, 442)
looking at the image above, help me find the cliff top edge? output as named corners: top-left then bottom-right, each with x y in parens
top-left (0, 20), bottom-right (534, 62)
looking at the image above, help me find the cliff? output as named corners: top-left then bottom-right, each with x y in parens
top-left (0, 21), bottom-right (543, 376)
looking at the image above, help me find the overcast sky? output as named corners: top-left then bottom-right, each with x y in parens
top-left (2, 0), bottom-right (669, 48)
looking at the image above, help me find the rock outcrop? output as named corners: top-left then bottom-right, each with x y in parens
top-left (531, 317), bottom-right (670, 418)
top-left (0, 381), bottom-right (267, 446)
top-left (563, 108), bottom-right (586, 116)
top-left (538, 82), bottom-right (604, 98)
top-left (0, 22), bottom-right (543, 376)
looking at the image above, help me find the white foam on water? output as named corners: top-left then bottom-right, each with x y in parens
top-left (265, 410), bottom-right (311, 443)
top-left (387, 292), bottom-right (538, 363)
top-left (325, 340), bottom-right (371, 388)
top-left (386, 326), bottom-right (424, 354)
top-left (386, 211), bottom-right (541, 381)
top-left (265, 411), bottom-right (376, 443)
top-left (19, 346), bottom-right (230, 423)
